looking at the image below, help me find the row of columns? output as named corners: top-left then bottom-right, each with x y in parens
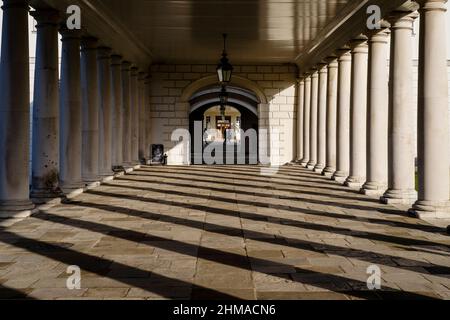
top-left (297, 0), bottom-right (450, 219)
top-left (0, 0), bottom-right (151, 217)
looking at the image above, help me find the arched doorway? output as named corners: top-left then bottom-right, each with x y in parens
top-left (189, 85), bottom-right (259, 164)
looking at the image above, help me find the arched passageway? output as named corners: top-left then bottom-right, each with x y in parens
top-left (189, 85), bottom-right (260, 165)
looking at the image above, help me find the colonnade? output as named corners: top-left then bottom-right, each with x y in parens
top-left (297, 0), bottom-right (450, 219)
top-left (0, 0), bottom-right (150, 217)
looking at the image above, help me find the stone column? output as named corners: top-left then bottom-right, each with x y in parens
top-left (323, 57), bottom-right (338, 177)
top-left (111, 55), bottom-right (123, 169)
top-left (138, 72), bottom-right (147, 161)
top-left (345, 37), bottom-right (368, 188)
top-left (97, 47), bottom-right (113, 177)
top-left (307, 70), bottom-right (318, 170)
top-left (296, 78), bottom-right (305, 162)
top-left (300, 75), bottom-right (311, 167)
top-left (122, 61), bottom-right (132, 166)
top-left (411, 0), bottom-right (450, 219)
top-left (0, 0), bottom-right (34, 218)
top-left (332, 49), bottom-right (352, 183)
top-left (59, 28), bottom-right (82, 193)
top-left (145, 75), bottom-right (152, 160)
top-left (381, 12), bottom-right (418, 205)
top-left (30, 9), bottom-right (62, 202)
top-left (130, 67), bottom-right (140, 165)
top-left (314, 64), bottom-right (327, 173)
top-left (361, 29), bottom-right (390, 196)
top-left (81, 37), bottom-right (100, 183)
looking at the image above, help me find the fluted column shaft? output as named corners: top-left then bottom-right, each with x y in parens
top-left (30, 9), bottom-right (61, 202)
top-left (130, 67), bottom-right (140, 164)
top-left (382, 13), bottom-right (418, 204)
top-left (97, 47), bottom-right (113, 176)
top-left (411, 0), bottom-right (450, 218)
top-left (345, 38), bottom-right (368, 188)
top-left (323, 58), bottom-right (338, 177)
top-left (59, 28), bottom-right (82, 193)
top-left (332, 49), bottom-right (352, 183)
top-left (307, 71), bottom-right (319, 169)
top-left (138, 72), bottom-right (147, 161)
top-left (300, 76), bottom-right (311, 166)
top-left (0, 0), bottom-right (34, 217)
top-left (81, 37), bottom-right (100, 182)
top-left (314, 65), bottom-right (327, 173)
top-left (361, 29), bottom-right (390, 196)
top-left (122, 62), bottom-right (132, 166)
top-left (297, 79), bottom-right (305, 162)
top-left (111, 55), bottom-right (123, 168)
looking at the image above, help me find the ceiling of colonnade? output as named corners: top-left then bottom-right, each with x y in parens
top-left (33, 0), bottom-right (418, 68)
top-left (93, 0), bottom-right (351, 64)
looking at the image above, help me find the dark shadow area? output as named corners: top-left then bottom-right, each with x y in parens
top-left (0, 285), bottom-right (34, 300)
top-left (86, 189), bottom-right (450, 251)
top-left (61, 197), bottom-right (450, 277)
top-left (30, 210), bottom-right (439, 300)
top-left (0, 227), bottom-right (237, 300)
top-left (108, 180), bottom-right (442, 234)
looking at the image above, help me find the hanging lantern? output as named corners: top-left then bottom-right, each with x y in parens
top-left (216, 34), bottom-right (233, 84)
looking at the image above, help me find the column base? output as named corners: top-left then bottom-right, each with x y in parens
top-left (360, 182), bottom-right (387, 197)
top-left (344, 176), bottom-right (366, 189)
top-left (381, 189), bottom-right (417, 205)
top-left (30, 188), bottom-right (64, 205)
top-left (0, 200), bottom-right (35, 219)
top-left (313, 164), bottom-right (325, 174)
top-left (332, 171), bottom-right (348, 183)
top-left (322, 167), bottom-right (336, 178)
top-left (408, 200), bottom-right (450, 219)
top-left (300, 159), bottom-right (309, 167)
top-left (307, 161), bottom-right (316, 170)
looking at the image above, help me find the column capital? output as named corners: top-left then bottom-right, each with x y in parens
top-left (130, 66), bottom-right (139, 76)
top-left (59, 25), bottom-right (82, 40)
top-left (416, 0), bottom-right (447, 11)
top-left (111, 54), bottom-right (123, 66)
top-left (121, 61), bottom-right (132, 71)
top-left (30, 9), bottom-right (61, 26)
top-left (318, 64), bottom-right (328, 74)
top-left (325, 56), bottom-right (339, 68)
top-left (366, 27), bottom-right (391, 43)
top-left (349, 36), bottom-right (368, 53)
top-left (388, 11), bottom-right (419, 29)
top-left (1, 0), bottom-right (29, 9)
top-left (97, 47), bottom-right (112, 60)
top-left (336, 47), bottom-right (351, 60)
top-left (138, 72), bottom-right (147, 81)
top-left (81, 36), bottom-right (98, 51)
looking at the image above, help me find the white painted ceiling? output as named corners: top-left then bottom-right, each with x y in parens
top-left (94, 0), bottom-right (351, 64)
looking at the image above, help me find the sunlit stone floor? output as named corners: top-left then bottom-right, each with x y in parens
top-left (0, 165), bottom-right (449, 300)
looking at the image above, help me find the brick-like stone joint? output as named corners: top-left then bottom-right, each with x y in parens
top-left (111, 55), bottom-right (124, 170)
top-left (381, 11), bottom-right (418, 205)
top-left (410, 0), bottom-right (450, 219)
top-left (345, 37), bottom-right (369, 189)
top-left (314, 63), bottom-right (328, 174)
top-left (59, 26), bottom-right (83, 194)
top-left (81, 37), bottom-right (100, 183)
top-left (332, 48), bottom-right (352, 183)
top-left (130, 66), bottom-right (140, 165)
top-left (307, 69), bottom-right (319, 170)
top-left (361, 27), bottom-right (390, 196)
top-left (30, 9), bottom-right (64, 203)
top-left (121, 61), bottom-right (133, 166)
top-left (322, 57), bottom-right (338, 178)
top-left (97, 47), bottom-right (113, 177)
top-left (0, 0), bottom-right (35, 218)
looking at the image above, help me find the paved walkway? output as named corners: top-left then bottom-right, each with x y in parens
top-left (0, 165), bottom-right (449, 300)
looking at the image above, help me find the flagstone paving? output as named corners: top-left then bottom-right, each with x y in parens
top-left (0, 164), bottom-right (449, 300)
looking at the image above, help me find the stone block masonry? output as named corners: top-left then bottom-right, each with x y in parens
top-left (149, 64), bottom-right (298, 165)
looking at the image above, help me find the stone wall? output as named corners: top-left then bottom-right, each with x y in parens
top-left (148, 64), bottom-right (298, 165)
